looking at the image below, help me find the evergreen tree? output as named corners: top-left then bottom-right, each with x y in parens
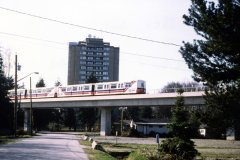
top-left (33, 78), bottom-right (53, 130)
top-left (160, 90), bottom-right (199, 160)
top-left (180, 0), bottom-right (240, 137)
top-left (180, 0), bottom-right (240, 85)
top-left (0, 54), bottom-right (14, 134)
top-left (36, 78), bottom-right (46, 87)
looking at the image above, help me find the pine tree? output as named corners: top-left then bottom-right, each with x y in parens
top-left (160, 90), bottom-right (198, 160)
top-left (180, 0), bottom-right (240, 85)
top-left (180, 0), bottom-right (240, 138)
top-left (36, 78), bottom-right (46, 87)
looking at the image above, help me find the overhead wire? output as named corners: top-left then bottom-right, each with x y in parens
top-left (0, 6), bottom-right (181, 47)
top-left (0, 31), bottom-right (185, 63)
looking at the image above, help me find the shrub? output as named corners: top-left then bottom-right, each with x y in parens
top-left (160, 137), bottom-right (198, 160)
top-left (127, 150), bottom-right (147, 160)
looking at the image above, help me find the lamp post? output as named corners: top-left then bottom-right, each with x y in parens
top-left (119, 107), bottom-right (127, 135)
top-left (15, 71), bottom-right (39, 136)
top-left (30, 77), bottom-right (33, 136)
top-left (28, 73), bottom-right (39, 136)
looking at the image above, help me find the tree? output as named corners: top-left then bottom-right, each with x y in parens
top-left (36, 78), bottom-right (46, 87)
top-left (77, 73), bottom-right (99, 131)
top-left (54, 80), bottom-right (62, 87)
top-left (0, 54), bottom-right (14, 134)
top-left (33, 78), bottom-right (53, 131)
top-left (180, 0), bottom-right (240, 85)
top-left (160, 90), bottom-right (199, 160)
top-left (180, 0), bottom-right (240, 138)
top-left (139, 107), bottom-right (153, 119)
top-left (86, 72), bottom-right (98, 83)
top-left (161, 81), bottom-right (203, 93)
top-left (64, 108), bottom-right (76, 131)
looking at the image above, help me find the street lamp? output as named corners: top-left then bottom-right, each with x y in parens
top-left (17, 72), bottom-right (39, 82)
top-left (119, 107), bottom-right (127, 135)
top-left (13, 57), bottom-right (39, 136)
top-left (29, 73), bottom-right (39, 135)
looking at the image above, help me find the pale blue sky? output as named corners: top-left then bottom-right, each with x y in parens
top-left (0, 0), bottom-right (197, 91)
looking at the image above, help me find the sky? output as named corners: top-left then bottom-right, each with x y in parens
top-left (0, 0), bottom-right (198, 92)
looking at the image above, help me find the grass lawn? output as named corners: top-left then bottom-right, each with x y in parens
top-left (80, 140), bottom-right (117, 160)
top-left (79, 137), bottom-right (240, 160)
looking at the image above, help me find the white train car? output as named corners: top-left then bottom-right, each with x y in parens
top-left (8, 89), bottom-right (27, 99)
top-left (94, 80), bottom-right (146, 95)
top-left (27, 87), bottom-right (56, 98)
top-left (58, 84), bottom-right (93, 97)
top-left (8, 80), bottom-right (146, 99)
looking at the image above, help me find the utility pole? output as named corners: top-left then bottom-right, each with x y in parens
top-left (30, 77), bottom-right (33, 136)
top-left (14, 54), bottom-right (17, 137)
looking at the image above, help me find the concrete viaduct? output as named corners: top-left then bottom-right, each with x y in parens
top-left (20, 91), bottom-right (205, 136)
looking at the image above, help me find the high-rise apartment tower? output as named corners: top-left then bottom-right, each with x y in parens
top-left (68, 37), bottom-right (119, 85)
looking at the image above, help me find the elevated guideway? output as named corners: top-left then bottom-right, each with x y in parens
top-left (20, 91), bottom-right (205, 108)
top-left (20, 91), bottom-right (205, 136)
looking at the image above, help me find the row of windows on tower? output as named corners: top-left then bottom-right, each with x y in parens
top-left (81, 46), bottom-right (110, 51)
top-left (80, 56), bottom-right (109, 60)
top-left (80, 71), bottom-right (108, 75)
top-left (80, 51), bottom-right (110, 56)
top-left (80, 76), bottom-right (109, 81)
top-left (80, 66), bottom-right (108, 70)
top-left (80, 61), bottom-right (109, 65)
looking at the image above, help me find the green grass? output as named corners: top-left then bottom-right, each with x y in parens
top-left (80, 138), bottom-right (240, 160)
top-left (0, 136), bottom-right (15, 145)
top-left (79, 140), bottom-right (117, 160)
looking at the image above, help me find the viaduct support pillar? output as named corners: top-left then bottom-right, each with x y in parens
top-left (24, 109), bottom-right (31, 134)
top-left (100, 107), bottom-right (111, 136)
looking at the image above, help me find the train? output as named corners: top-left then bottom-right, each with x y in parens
top-left (8, 80), bottom-right (146, 99)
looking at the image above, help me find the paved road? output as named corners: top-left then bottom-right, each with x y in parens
top-left (0, 133), bottom-right (88, 160)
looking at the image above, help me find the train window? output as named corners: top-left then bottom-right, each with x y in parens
top-left (78, 86), bottom-right (82, 91)
top-left (111, 83), bottom-right (117, 89)
top-left (97, 85), bottom-right (103, 90)
top-left (61, 87), bottom-right (66, 92)
top-left (46, 88), bottom-right (53, 93)
top-left (104, 85), bottom-right (108, 89)
top-left (125, 83), bottom-right (131, 88)
top-left (73, 86), bottom-right (77, 91)
top-left (118, 84), bottom-right (121, 88)
top-left (67, 87), bottom-right (72, 92)
top-left (84, 86), bottom-right (90, 90)
top-left (37, 89), bottom-right (42, 93)
top-left (32, 90), bottom-right (36, 94)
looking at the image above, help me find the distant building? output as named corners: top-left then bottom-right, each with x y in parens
top-left (68, 37), bottom-right (119, 84)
